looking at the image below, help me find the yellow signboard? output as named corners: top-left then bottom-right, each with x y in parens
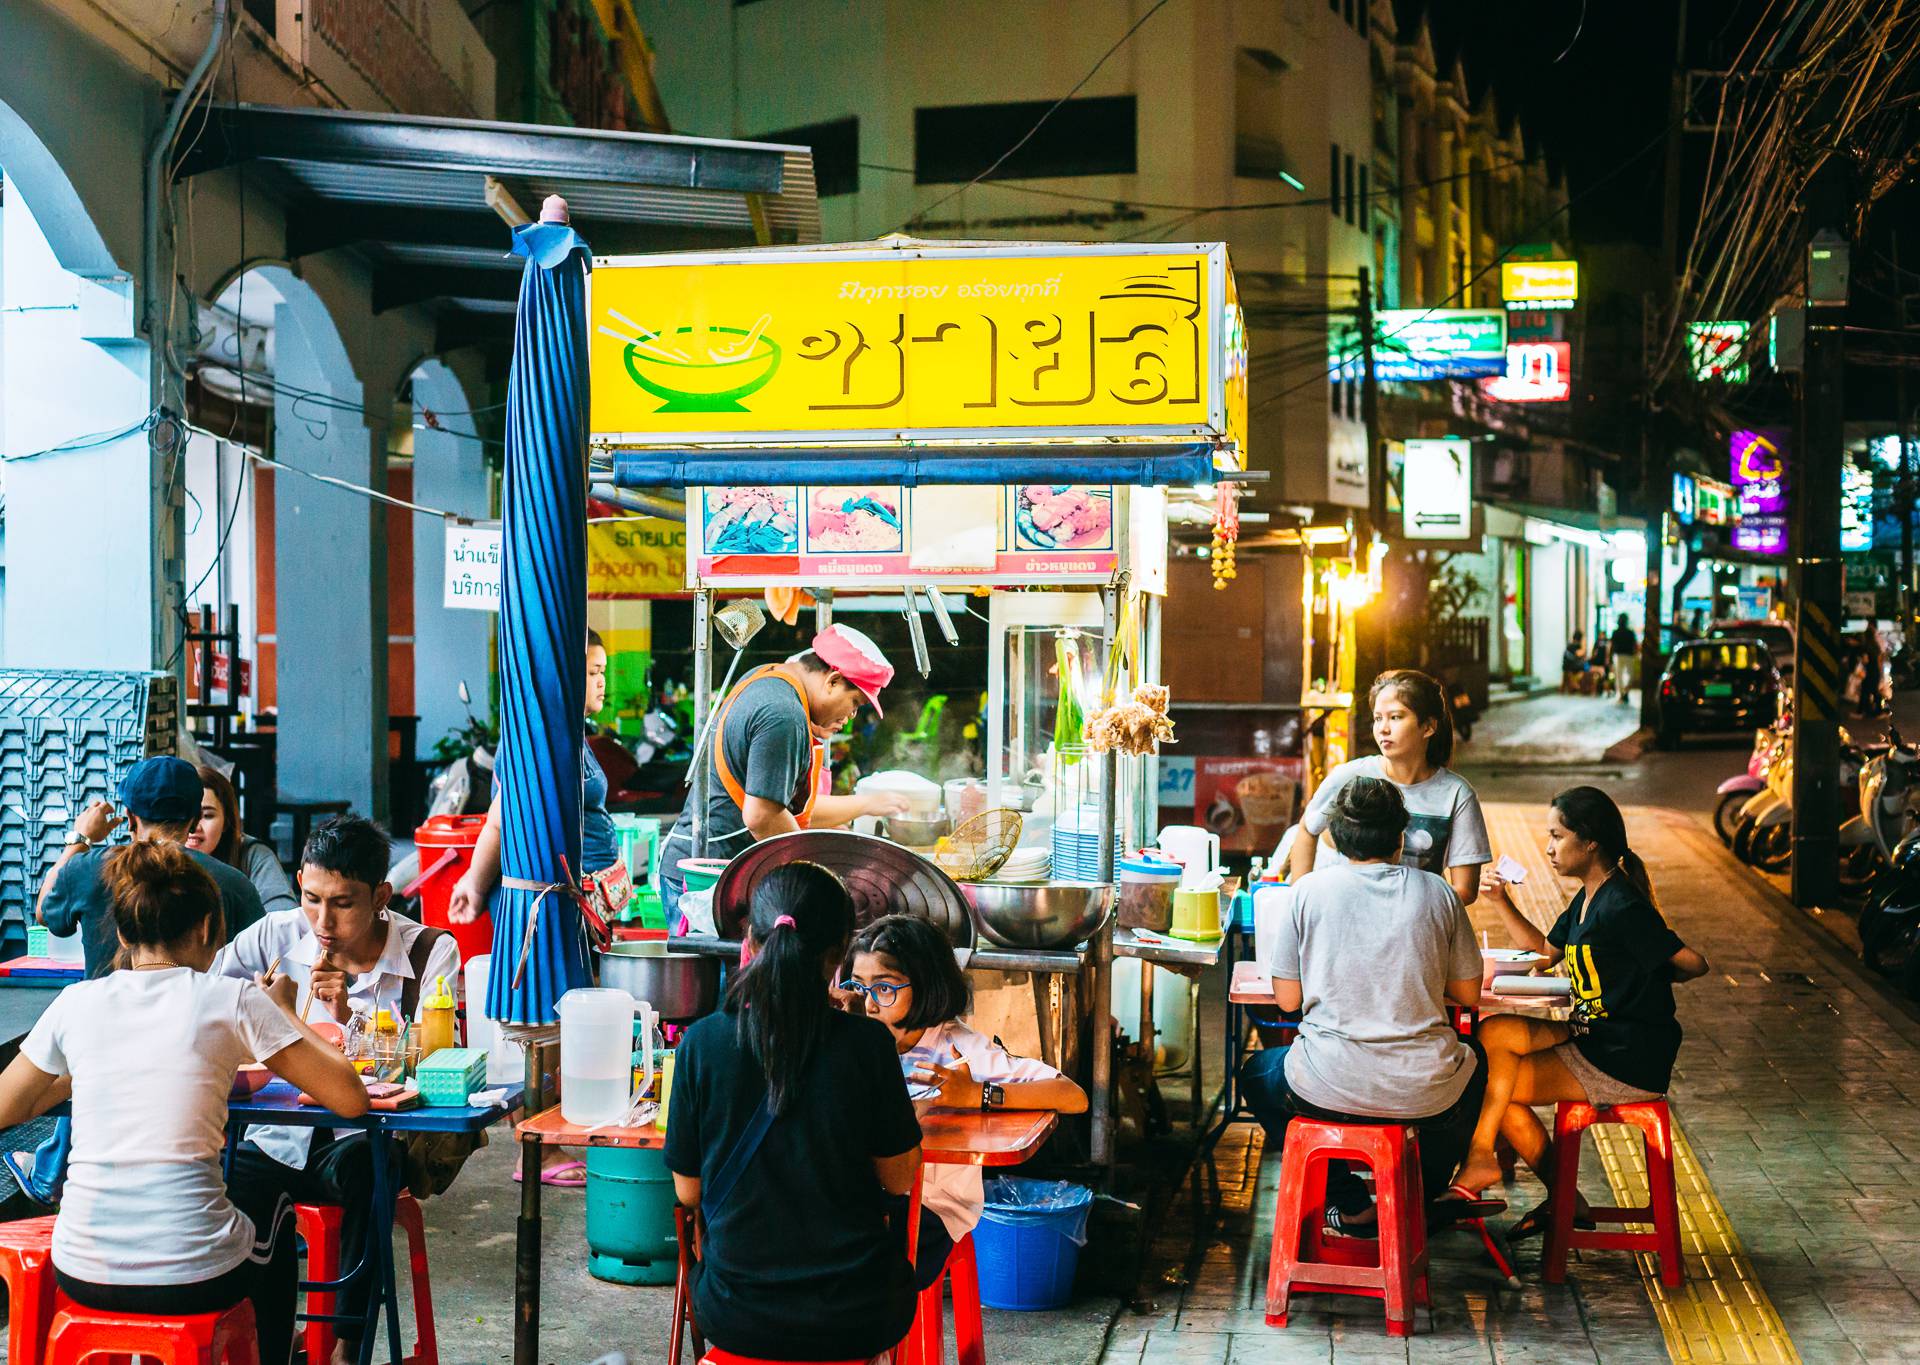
top-left (587, 516), bottom-right (685, 598)
top-left (588, 243), bottom-right (1240, 452)
top-left (1500, 260), bottom-right (1578, 306)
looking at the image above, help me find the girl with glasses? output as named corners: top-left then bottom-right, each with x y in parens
top-left (843, 915), bottom-right (1087, 1284)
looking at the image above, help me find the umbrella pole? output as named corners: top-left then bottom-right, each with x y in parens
top-left (693, 589), bottom-right (712, 860)
top-left (1090, 581), bottom-right (1122, 1170)
top-left (514, 1032), bottom-right (547, 1365)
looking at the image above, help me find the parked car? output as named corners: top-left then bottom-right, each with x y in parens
top-left (1657, 638), bottom-right (1782, 748)
top-left (1709, 618), bottom-right (1797, 679)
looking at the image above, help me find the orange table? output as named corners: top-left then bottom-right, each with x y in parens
top-left (516, 1103), bottom-right (663, 1149)
top-left (918, 1107), bottom-right (1059, 1167)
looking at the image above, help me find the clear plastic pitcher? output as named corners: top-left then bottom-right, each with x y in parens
top-left (557, 987), bottom-right (637, 1125)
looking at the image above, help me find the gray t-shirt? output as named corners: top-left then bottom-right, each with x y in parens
top-left (1300, 756), bottom-right (1491, 876)
top-left (237, 837), bottom-right (298, 918)
top-left (1271, 861), bottom-right (1484, 1117)
top-left (661, 672), bottom-right (814, 884)
top-left (42, 844), bottom-right (267, 978)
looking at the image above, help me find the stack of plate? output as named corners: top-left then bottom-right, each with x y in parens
top-left (1051, 807), bottom-right (1123, 881)
top-left (994, 847), bottom-right (1052, 882)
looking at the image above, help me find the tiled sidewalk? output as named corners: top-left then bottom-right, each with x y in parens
top-left (1103, 803), bottom-right (1920, 1364)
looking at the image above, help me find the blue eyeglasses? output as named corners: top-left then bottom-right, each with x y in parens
top-left (837, 979), bottom-right (910, 1008)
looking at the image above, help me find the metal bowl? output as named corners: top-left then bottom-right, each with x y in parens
top-left (883, 814), bottom-right (951, 847)
top-left (961, 880), bottom-right (1114, 950)
top-left (598, 942), bottom-right (720, 1021)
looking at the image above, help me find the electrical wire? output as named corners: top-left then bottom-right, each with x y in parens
top-left (4, 411), bottom-right (162, 463)
top-left (902, 0), bottom-right (1173, 230)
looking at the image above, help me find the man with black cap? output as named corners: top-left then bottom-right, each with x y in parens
top-left (37, 755), bottom-right (267, 977)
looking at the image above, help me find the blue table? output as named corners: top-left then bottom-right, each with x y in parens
top-left (226, 1081), bottom-right (520, 1365)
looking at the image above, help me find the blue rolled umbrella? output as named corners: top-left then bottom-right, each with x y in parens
top-left (486, 197), bottom-right (594, 1030)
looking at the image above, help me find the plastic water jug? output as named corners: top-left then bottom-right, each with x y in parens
top-left (1156, 826), bottom-right (1221, 885)
top-left (464, 954), bottom-right (523, 1086)
top-left (558, 988), bottom-right (639, 1125)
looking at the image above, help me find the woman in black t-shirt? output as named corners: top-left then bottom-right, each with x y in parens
top-left (1451, 787), bottom-right (1708, 1222)
top-left (664, 862), bottom-right (922, 1363)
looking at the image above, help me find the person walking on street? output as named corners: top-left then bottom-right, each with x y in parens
top-left (1609, 615), bottom-right (1639, 705)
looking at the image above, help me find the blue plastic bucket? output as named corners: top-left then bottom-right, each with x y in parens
top-left (972, 1178), bottom-right (1094, 1310)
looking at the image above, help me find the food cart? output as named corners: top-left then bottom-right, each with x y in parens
top-left (588, 237), bottom-right (1248, 1164)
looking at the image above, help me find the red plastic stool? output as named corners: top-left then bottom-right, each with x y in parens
top-left (295, 1192), bottom-right (438, 1365)
top-left (699, 1352), bottom-right (873, 1365)
top-left (45, 1296), bottom-right (258, 1365)
top-left (906, 1232), bottom-right (985, 1365)
top-left (1264, 1119), bottom-right (1430, 1338)
top-left (1543, 1099), bottom-right (1683, 1288)
top-left (0, 1215), bottom-right (58, 1362)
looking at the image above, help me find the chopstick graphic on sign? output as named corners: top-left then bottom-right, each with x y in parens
top-left (600, 310), bottom-right (690, 363)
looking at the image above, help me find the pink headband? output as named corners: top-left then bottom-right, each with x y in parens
top-left (773, 914), bottom-right (797, 929)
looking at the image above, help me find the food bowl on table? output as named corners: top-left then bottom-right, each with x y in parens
top-left (231, 1064), bottom-right (273, 1098)
top-left (962, 880), bottom-right (1114, 951)
top-left (1481, 948), bottom-right (1546, 991)
top-left (620, 328), bottom-right (782, 414)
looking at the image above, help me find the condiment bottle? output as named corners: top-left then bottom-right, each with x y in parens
top-left (420, 976), bottom-right (457, 1058)
top-left (373, 1008), bottom-right (401, 1078)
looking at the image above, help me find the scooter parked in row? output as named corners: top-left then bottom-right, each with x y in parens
top-left (1856, 726), bottom-right (1920, 999)
top-left (1729, 726), bottom-right (1879, 894)
top-left (1716, 723), bottom-right (1784, 846)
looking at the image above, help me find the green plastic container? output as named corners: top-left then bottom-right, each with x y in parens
top-left (414, 1047), bottom-right (488, 1106)
top-left (26, 926), bottom-right (50, 958)
top-left (676, 858), bottom-right (727, 894)
top-left (584, 1145), bottom-right (679, 1285)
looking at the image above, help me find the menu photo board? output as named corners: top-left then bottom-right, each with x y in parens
top-left (688, 483), bottom-right (1123, 587)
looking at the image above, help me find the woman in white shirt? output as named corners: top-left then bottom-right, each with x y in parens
top-left (0, 840), bottom-right (365, 1365)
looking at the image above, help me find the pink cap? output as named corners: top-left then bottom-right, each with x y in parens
top-left (811, 623), bottom-right (894, 717)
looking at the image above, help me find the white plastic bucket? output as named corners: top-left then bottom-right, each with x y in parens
top-left (558, 987), bottom-right (637, 1125)
top-left (464, 954), bottom-right (523, 1086)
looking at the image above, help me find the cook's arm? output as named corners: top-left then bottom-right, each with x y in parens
top-left (742, 795), bottom-right (801, 841)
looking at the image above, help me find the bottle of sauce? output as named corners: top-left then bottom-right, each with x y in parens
top-left (420, 976), bottom-right (457, 1058)
top-left (372, 1008), bottom-right (401, 1080)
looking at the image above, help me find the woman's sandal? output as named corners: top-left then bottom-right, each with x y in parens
top-left (1507, 1199), bottom-right (1597, 1241)
top-left (1429, 1183), bottom-right (1507, 1224)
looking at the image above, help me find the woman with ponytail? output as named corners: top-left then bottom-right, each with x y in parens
top-left (1453, 787), bottom-right (1709, 1228)
top-left (665, 862), bottom-right (922, 1363)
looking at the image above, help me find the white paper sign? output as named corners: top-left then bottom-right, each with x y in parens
top-left (1402, 438), bottom-right (1473, 540)
top-left (444, 525), bottom-right (502, 612)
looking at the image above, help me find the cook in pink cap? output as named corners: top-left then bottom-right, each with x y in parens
top-left (805, 624), bottom-right (895, 717)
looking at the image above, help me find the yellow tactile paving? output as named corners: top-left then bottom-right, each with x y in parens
top-left (1480, 802), bottom-right (1802, 1365)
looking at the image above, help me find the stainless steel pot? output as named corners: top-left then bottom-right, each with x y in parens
top-left (597, 942), bottom-right (720, 1021)
top-left (961, 879), bottom-right (1114, 950)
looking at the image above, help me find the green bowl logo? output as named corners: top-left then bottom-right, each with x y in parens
top-left (618, 323), bottom-right (782, 414)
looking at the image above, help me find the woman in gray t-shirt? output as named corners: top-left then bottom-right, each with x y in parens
top-left (1287, 669), bottom-right (1490, 906)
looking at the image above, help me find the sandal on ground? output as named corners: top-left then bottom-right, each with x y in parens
top-left (514, 1159), bottom-right (587, 1187)
top-left (1428, 1183), bottom-right (1507, 1226)
top-left (1507, 1199), bottom-right (1596, 1241)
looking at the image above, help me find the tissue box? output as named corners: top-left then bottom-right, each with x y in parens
top-left (415, 1047), bottom-right (488, 1106)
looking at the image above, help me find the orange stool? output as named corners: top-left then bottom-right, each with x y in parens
top-left (45, 1296), bottom-right (258, 1365)
top-left (1544, 1099), bottom-right (1683, 1288)
top-left (0, 1214), bottom-right (58, 1362)
top-left (1264, 1119), bottom-right (1429, 1338)
top-left (295, 1192), bottom-right (438, 1365)
top-left (906, 1232), bottom-right (985, 1365)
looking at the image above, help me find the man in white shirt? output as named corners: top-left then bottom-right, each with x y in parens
top-left (215, 817), bottom-right (459, 1365)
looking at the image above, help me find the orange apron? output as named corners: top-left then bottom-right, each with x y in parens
top-left (710, 664), bottom-right (823, 828)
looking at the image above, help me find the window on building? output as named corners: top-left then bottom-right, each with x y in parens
top-left (1235, 48), bottom-right (1292, 180)
top-left (1330, 143), bottom-right (1342, 217)
top-left (1344, 0), bottom-right (1356, 27)
top-left (1357, 0), bottom-right (1368, 36)
top-left (757, 116), bottom-right (859, 197)
top-left (1358, 164), bottom-right (1369, 221)
top-left (914, 96), bottom-right (1135, 183)
top-left (1344, 153), bottom-right (1356, 225)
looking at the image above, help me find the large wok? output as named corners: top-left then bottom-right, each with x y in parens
top-left (710, 830), bottom-right (975, 949)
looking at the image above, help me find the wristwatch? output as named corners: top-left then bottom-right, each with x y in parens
top-left (980, 1081), bottom-right (1006, 1112)
top-left (63, 832), bottom-right (93, 851)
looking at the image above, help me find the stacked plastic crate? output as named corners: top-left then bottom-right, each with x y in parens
top-left (0, 672), bottom-right (177, 956)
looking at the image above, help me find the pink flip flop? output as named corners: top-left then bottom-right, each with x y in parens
top-left (515, 1160), bottom-right (588, 1187)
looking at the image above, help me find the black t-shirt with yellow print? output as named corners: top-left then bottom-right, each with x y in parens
top-left (1548, 876), bottom-right (1687, 1094)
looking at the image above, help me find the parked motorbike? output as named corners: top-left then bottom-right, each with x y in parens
top-left (1716, 724), bottom-right (1781, 846)
top-left (1731, 727), bottom-right (1877, 892)
top-left (1856, 727), bottom-right (1920, 996)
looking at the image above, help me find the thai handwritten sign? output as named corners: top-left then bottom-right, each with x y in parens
top-left (444, 525), bottom-right (502, 611)
top-left (588, 516), bottom-right (685, 598)
top-left (588, 243), bottom-right (1244, 458)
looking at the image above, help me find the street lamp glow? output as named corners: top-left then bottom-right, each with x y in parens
top-left (1279, 170), bottom-right (1305, 191)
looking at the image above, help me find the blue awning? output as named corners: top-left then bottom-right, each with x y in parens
top-left (611, 444), bottom-right (1220, 489)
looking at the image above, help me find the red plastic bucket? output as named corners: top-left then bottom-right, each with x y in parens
top-left (410, 814), bottom-right (492, 962)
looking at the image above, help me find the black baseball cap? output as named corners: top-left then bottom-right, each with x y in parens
top-left (118, 756), bottom-right (204, 824)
